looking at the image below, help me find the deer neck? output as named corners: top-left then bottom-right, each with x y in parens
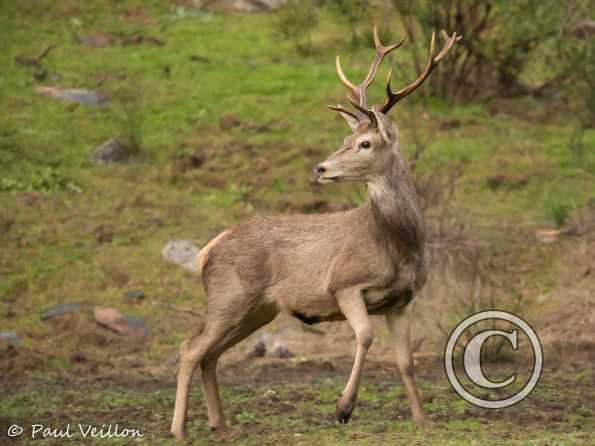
top-left (366, 148), bottom-right (425, 259)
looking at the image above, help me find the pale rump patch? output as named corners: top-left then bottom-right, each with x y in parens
top-left (197, 230), bottom-right (232, 274)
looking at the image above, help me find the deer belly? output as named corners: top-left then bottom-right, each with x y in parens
top-left (364, 287), bottom-right (414, 313)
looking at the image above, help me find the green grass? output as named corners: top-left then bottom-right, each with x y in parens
top-left (1, 2), bottom-right (594, 444)
top-left (1, 0), bottom-right (594, 365)
top-left (1, 361), bottom-right (593, 445)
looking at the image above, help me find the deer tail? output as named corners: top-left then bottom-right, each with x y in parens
top-left (196, 230), bottom-right (232, 275)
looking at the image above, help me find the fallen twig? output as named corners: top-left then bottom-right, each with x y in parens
top-left (151, 300), bottom-right (203, 317)
top-left (15, 44), bottom-right (57, 66)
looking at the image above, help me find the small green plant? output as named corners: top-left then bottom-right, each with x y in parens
top-left (235, 410), bottom-right (257, 424)
top-left (113, 83), bottom-right (145, 153)
top-left (545, 200), bottom-right (572, 228)
top-left (0, 167), bottom-right (82, 194)
top-left (272, 178), bottom-right (287, 193)
top-left (276, 0), bottom-right (318, 56)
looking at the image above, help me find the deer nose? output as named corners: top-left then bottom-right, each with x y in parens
top-left (313, 164), bottom-right (326, 175)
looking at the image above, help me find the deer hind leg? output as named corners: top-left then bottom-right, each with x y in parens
top-left (171, 301), bottom-right (277, 441)
top-left (385, 305), bottom-right (432, 426)
top-left (170, 320), bottom-right (229, 441)
top-left (335, 288), bottom-right (373, 424)
top-left (198, 306), bottom-right (277, 431)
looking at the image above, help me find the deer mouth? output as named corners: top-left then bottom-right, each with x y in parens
top-left (317, 175), bottom-right (340, 184)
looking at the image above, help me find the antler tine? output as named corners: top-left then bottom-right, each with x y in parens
top-left (335, 25), bottom-right (406, 117)
top-left (335, 56), bottom-right (359, 100)
top-left (328, 104), bottom-right (360, 122)
top-left (435, 30), bottom-right (461, 62)
top-left (358, 26), bottom-right (406, 102)
top-left (380, 31), bottom-right (461, 114)
top-left (347, 95), bottom-right (376, 122)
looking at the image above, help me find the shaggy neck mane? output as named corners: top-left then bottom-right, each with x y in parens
top-left (367, 148), bottom-right (426, 259)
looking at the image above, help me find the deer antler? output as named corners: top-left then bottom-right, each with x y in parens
top-left (330, 28), bottom-right (461, 122)
top-left (328, 104), bottom-right (360, 122)
top-left (333, 25), bottom-right (406, 122)
top-left (379, 31), bottom-right (462, 114)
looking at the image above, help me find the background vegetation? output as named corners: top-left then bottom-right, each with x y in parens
top-left (1, 0), bottom-right (594, 444)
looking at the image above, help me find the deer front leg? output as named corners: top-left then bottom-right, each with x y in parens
top-left (335, 288), bottom-right (373, 424)
top-left (385, 305), bottom-right (432, 426)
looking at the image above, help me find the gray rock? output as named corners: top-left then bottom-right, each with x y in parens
top-left (259, 333), bottom-right (294, 359)
top-left (35, 86), bottom-right (110, 106)
top-left (41, 303), bottom-right (81, 320)
top-left (0, 331), bottom-right (22, 347)
top-left (162, 240), bottom-right (201, 272)
top-left (124, 290), bottom-right (145, 301)
top-left (122, 315), bottom-right (149, 337)
top-left (94, 307), bottom-right (148, 337)
top-left (89, 138), bottom-right (136, 165)
top-left (220, 0), bottom-right (287, 11)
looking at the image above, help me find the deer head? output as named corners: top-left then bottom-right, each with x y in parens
top-left (313, 27), bottom-right (461, 184)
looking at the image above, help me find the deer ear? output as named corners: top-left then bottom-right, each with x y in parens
top-left (372, 107), bottom-right (394, 143)
top-left (339, 111), bottom-right (360, 132)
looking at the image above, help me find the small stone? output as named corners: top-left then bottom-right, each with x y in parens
top-left (124, 290), bottom-right (145, 301)
top-left (122, 315), bottom-right (149, 337)
top-left (89, 138), bottom-right (137, 165)
top-left (41, 303), bottom-right (81, 320)
top-left (224, 0), bottom-right (288, 12)
top-left (35, 86), bottom-right (110, 106)
top-left (162, 240), bottom-right (201, 272)
top-left (263, 389), bottom-right (280, 403)
top-left (535, 229), bottom-right (561, 244)
top-left (0, 331), bottom-right (22, 347)
top-left (94, 307), bottom-right (148, 336)
top-left (258, 333), bottom-right (294, 359)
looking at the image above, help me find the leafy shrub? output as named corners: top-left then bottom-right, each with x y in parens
top-left (436, 256), bottom-right (530, 363)
top-left (390, 0), bottom-right (580, 101)
top-left (325, 0), bottom-right (370, 47)
top-left (276, 0), bottom-right (318, 56)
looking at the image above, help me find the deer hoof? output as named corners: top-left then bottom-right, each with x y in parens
top-left (336, 399), bottom-right (355, 424)
top-left (413, 413), bottom-right (434, 428)
top-left (211, 425), bottom-right (231, 440)
top-left (170, 428), bottom-right (187, 442)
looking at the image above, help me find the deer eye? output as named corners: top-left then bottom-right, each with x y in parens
top-left (359, 141), bottom-right (371, 149)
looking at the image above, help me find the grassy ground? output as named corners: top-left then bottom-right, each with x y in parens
top-left (2, 358), bottom-right (594, 445)
top-left (1, 1), bottom-right (594, 445)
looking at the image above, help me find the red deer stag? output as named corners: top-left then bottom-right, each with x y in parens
top-left (171, 26), bottom-right (461, 440)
